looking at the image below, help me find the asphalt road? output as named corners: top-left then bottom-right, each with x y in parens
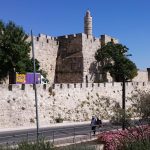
top-left (0, 122), bottom-right (118, 146)
top-left (0, 117), bottom-right (148, 147)
top-left (0, 118), bottom-right (146, 146)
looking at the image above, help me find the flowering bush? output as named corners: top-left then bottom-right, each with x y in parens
top-left (97, 125), bottom-right (150, 150)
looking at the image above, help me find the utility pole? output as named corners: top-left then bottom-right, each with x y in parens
top-left (122, 76), bottom-right (126, 130)
top-left (122, 54), bottom-right (132, 130)
top-left (31, 30), bottom-right (39, 142)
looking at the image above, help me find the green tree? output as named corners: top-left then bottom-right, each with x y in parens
top-left (0, 20), bottom-right (40, 82)
top-left (95, 42), bottom-right (137, 82)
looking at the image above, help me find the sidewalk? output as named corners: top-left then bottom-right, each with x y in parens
top-left (53, 134), bottom-right (97, 146)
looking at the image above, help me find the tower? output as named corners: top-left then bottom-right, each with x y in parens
top-left (84, 10), bottom-right (92, 35)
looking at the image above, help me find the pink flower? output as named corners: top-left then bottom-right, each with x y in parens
top-left (97, 125), bottom-right (150, 150)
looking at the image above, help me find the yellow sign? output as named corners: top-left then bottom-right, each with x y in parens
top-left (16, 74), bottom-right (26, 83)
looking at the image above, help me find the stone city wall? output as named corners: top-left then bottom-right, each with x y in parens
top-left (101, 34), bottom-right (119, 46)
top-left (132, 70), bottom-right (148, 82)
top-left (0, 82), bottom-right (150, 129)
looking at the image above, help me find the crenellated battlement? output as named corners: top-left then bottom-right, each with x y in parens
top-left (33, 34), bottom-right (59, 45)
top-left (101, 34), bottom-right (119, 45)
top-left (58, 33), bottom-right (84, 39)
top-left (57, 33), bottom-right (101, 41)
top-left (27, 34), bottom-right (59, 47)
top-left (52, 82), bottom-right (148, 90)
top-left (2, 82), bottom-right (149, 92)
top-left (80, 33), bottom-right (101, 43)
top-left (38, 33), bottom-right (56, 40)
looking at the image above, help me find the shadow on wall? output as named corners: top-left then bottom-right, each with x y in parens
top-left (89, 61), bottom-right (108, 83)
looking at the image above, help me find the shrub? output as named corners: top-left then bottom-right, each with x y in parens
top-left (110, 102), bottom-right (131, 126)
top-left (18, 140), bottom-right (54, 150)
top-left (0, 141), bottom-right (98, 150)
top-left (55, 114), bottom-right (63, 123)
top-left (55, 117), bottom-right (63, 123)
top-left (128, 90), bottom-right (150, 120)
top-left (30, 118), bottom-right (35, 123)
top-left (97, 125), bottom-right (150, 150)
top-left (0, 139), bottom-right (54, 150)
top-left (123, 139), bottom-right (150, 150)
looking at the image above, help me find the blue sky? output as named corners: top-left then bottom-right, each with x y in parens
top-left (0, 0), bottom-right (150, 69)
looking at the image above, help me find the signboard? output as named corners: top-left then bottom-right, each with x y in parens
top-left (26, 73), bottom-right (41, 84)
top-left (16, 73), bottom-right (41, 84)
top-left (16, 74), bottom-right (26, 84)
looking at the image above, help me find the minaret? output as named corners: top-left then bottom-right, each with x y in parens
top-left (84, 10), bottom-right (92, 35)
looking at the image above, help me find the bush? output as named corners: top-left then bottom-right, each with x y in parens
top-left (128, 90), bottom-right (150, 120)
top-left (0, 139), bottom-right (54, 150)
top-left (55, 114), bottom-right (63, 123)
top-left (55, 117), bottom-right (63, 123)
top-left (97, 125), bottom-right (150, 150)
top-left (110, 102), bottom-right (131, 126)
top-left (0, 142), bottom-right (98, 150)
top-left (18, 140), bottom-right (54, 150)
top-left (123, 139), bottom-right (150, 150)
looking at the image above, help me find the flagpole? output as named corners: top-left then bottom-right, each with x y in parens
top-left (31, 30), bottom-right (39, 142)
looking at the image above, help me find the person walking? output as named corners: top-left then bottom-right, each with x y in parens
top-left (90, 116), bottom-right (97, 135)
top-left (96, 116), bottom-right (102, 128)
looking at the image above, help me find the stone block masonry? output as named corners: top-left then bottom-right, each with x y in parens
top-left (28, 34), bottom-right (59, 84)
top-left (55, 33), bottom-right (83, 83)
top-left (0, 82), bottom-right (150, 129)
